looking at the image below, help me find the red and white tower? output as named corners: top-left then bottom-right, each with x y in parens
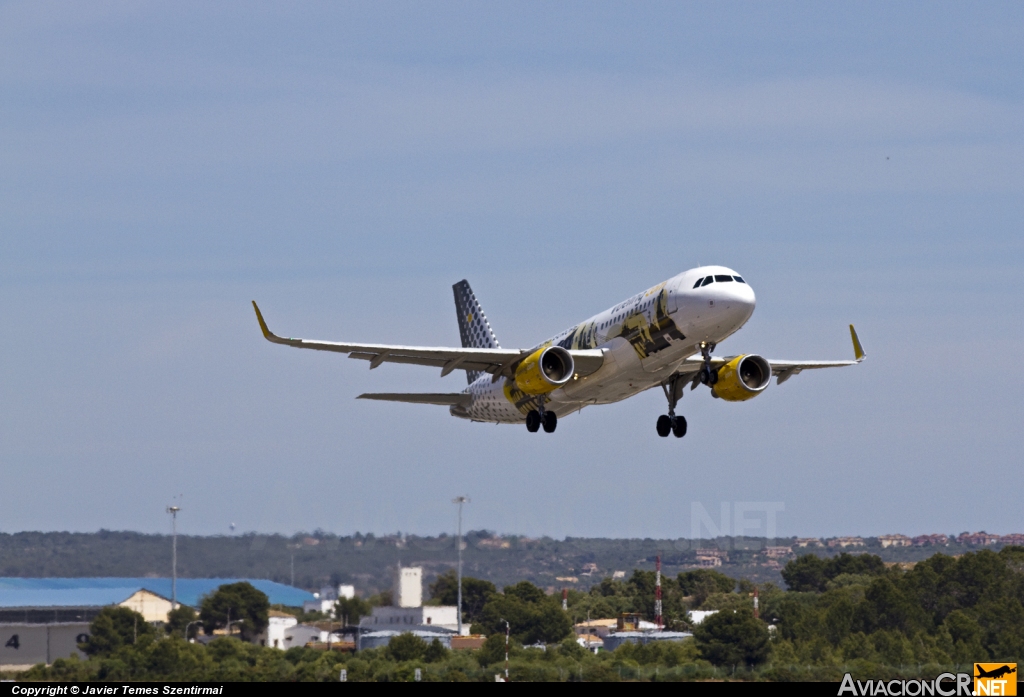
top-left (654, 555), bottom-right (663, 629)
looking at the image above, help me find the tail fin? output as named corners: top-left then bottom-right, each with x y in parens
top-left (453, 280), bottom-right (500, 384)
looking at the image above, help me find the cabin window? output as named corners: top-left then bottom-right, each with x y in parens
top-left (714, 274), bottom-right (733, 282)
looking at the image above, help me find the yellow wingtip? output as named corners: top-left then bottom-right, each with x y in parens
top-left (849, 324), bottom-right (865, 361)
top-left (252, 301), bottom-right (272, 339)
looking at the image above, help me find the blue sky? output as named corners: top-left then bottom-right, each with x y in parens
top-left (1, 2), bottom-right (1022, 539)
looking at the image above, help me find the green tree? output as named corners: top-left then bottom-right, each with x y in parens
top-left (199, 582), bottom-right (270, 642)
top-left (386, 632), bottom-right (427, 661)
top-left (628, 570), bottom-right (686, 625)
top-left (781, 554), bottom-right (829, 592)
top-left (165, 605), bottom-right (199, 639)
top-left (861, 576), bottom-right (927, 634)
top-left (693, 608), bottom-right (770, 666)
top-left (423, 637), bottom-right (449, 663)
top-left (428, 569), bottom-right (497, 622)
top-left (473, 581), bottom-right (572, 644)
top-left (334, 595), bottom-right (371, 625)
top-left (80, 606), bottom-right (156, 656)
top-left (678, 569), bottom-right (736, 599)
top-left (476, 632), bottom-right (521, 666)
top-left (827, 553), bottom-right (886, 579)
top-left (940, 609), bottom-right (987, 662)
top-left (782, 553), bottom-right (886, 592)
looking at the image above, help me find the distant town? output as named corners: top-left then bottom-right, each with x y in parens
top-left (0, 529), bottom-right (1019, 595)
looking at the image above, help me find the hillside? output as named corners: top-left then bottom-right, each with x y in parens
top-left (0, 530), bottom-right (1015, 595)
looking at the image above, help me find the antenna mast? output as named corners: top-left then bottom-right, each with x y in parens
top-left (654, 554), bottom-right (663, 630)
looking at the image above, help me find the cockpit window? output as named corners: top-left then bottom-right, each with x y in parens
top-left (700, 276), bottom-right (714, 287)
top-left (733, 276), bottom-right (745, 283)
top-left (692, 277), bottom-right (705, 289)
top-left (714, 274), bottom-right (733, 283)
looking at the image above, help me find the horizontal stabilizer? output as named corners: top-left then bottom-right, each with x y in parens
top-left (357, 393), bottom-right (472, 406)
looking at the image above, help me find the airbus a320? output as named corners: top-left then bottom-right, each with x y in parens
top-left (252, 266), bottom-right (864, 437)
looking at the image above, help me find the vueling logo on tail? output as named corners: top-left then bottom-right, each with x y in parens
top-left (975, 663), bottom-right (1017, 696)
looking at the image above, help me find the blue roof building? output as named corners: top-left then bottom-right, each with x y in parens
top-left (0, 578), bottom-right (315, 622)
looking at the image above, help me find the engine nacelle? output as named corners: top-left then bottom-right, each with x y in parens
top-left (514, 346), bottom-right (575, 395)
top-left (711, 354), bottom-right (771, 402)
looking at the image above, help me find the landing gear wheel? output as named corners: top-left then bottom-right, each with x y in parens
top-left (672, 415), bottom-right (687, 438)
top-left (656, 415), bottom-right (672, 437)
top-left (542, 411), bottom-right (557, 433)
top-left (526, 410), bottom-right (540, 433)
top-left (700, 365), bottom-right (719, 386)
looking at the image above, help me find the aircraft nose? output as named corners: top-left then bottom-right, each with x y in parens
top-left (722, 278), bottom-right (756, 323)
top-left (734, 279), bottom-right (756, 310)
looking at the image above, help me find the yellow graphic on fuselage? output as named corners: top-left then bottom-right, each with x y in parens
top-left (565, 320), bottom-right (599, 350)
top-left (503, 379), bottom-right (540, 415)
top-left (499, 284), bottom-right (686, 415)
top-left (607, 286), bottom-right (684, 360)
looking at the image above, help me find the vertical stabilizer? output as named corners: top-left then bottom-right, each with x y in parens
top-left (452, 280), bottom-right (500, 384)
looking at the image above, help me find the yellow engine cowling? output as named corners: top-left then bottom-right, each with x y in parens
top-left (513, 346), bottom-right (575, 395)
top-left (712, 355), bottom-right (771, 401)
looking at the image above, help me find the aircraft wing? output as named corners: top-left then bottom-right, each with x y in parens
top-left (676, 325), bottom-right (866, 385)
top-left (357, 393), bottom-right (472, 406)
top-left (767, 325), bottom-right (865, 383)
top-left (252, 302), bottom-right (605, 378)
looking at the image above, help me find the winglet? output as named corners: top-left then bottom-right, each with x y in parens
top-left (252, 301), bottom-right (275, 341)
top-left (849, 324), bottom-right (865, 362)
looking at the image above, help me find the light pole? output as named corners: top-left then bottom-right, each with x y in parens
top-left (166, 506), bottom-right (180, 608)
top-left (500, 618), bottom-right (510, 681)
top-left (452, 496), bottom-right (470, 635)
top-left (287, 543), bottom-right (301, 587)
top-left (185, 620), bottom-right (203, 642)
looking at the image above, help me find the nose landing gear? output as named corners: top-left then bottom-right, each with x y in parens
top-left (657, 373), bottom-right (688, 438)
top-left (525, 397), bottom-right (557, 433)
top-left (698, 341), bottom-right (718, 386)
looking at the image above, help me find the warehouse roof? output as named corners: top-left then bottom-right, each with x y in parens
top-left (0, 578), bottom-right (314, 609)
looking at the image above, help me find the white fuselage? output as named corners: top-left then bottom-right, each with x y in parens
top-left (453, 266), bottom-right (756, 423)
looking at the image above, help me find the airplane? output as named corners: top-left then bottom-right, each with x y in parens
top-left (976, 665), bottom-right (1016, 680)
top-left (252, 265), bottom-right (865, 437)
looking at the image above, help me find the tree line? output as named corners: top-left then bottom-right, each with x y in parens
top-left (7, 547), bottom-right (1021, 681)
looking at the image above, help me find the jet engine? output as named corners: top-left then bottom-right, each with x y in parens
top-left (711, 355), bottom-right (771, 401)
top-left (513, 346), bottom-right (575, 395)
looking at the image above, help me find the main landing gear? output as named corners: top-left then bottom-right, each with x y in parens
top-left (526, 398), bottom-right (557, 433)
top-left (658, 373), bottom-right (687, 438)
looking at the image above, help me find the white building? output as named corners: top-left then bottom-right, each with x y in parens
top-left (282, 623), bottom-right (321, 649)
top-left (360, 605), bottom-right (460, 633)
top-left (262, 609), bottom-right (299, 649)
top-left (356, 567), bottom-right (467, 634)
top-left (302, 583), bottom-right (357, 615)
top-left (395, 567), bottom-right (422, 608)
top-left (688, 610), bottom-right (719, 625)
